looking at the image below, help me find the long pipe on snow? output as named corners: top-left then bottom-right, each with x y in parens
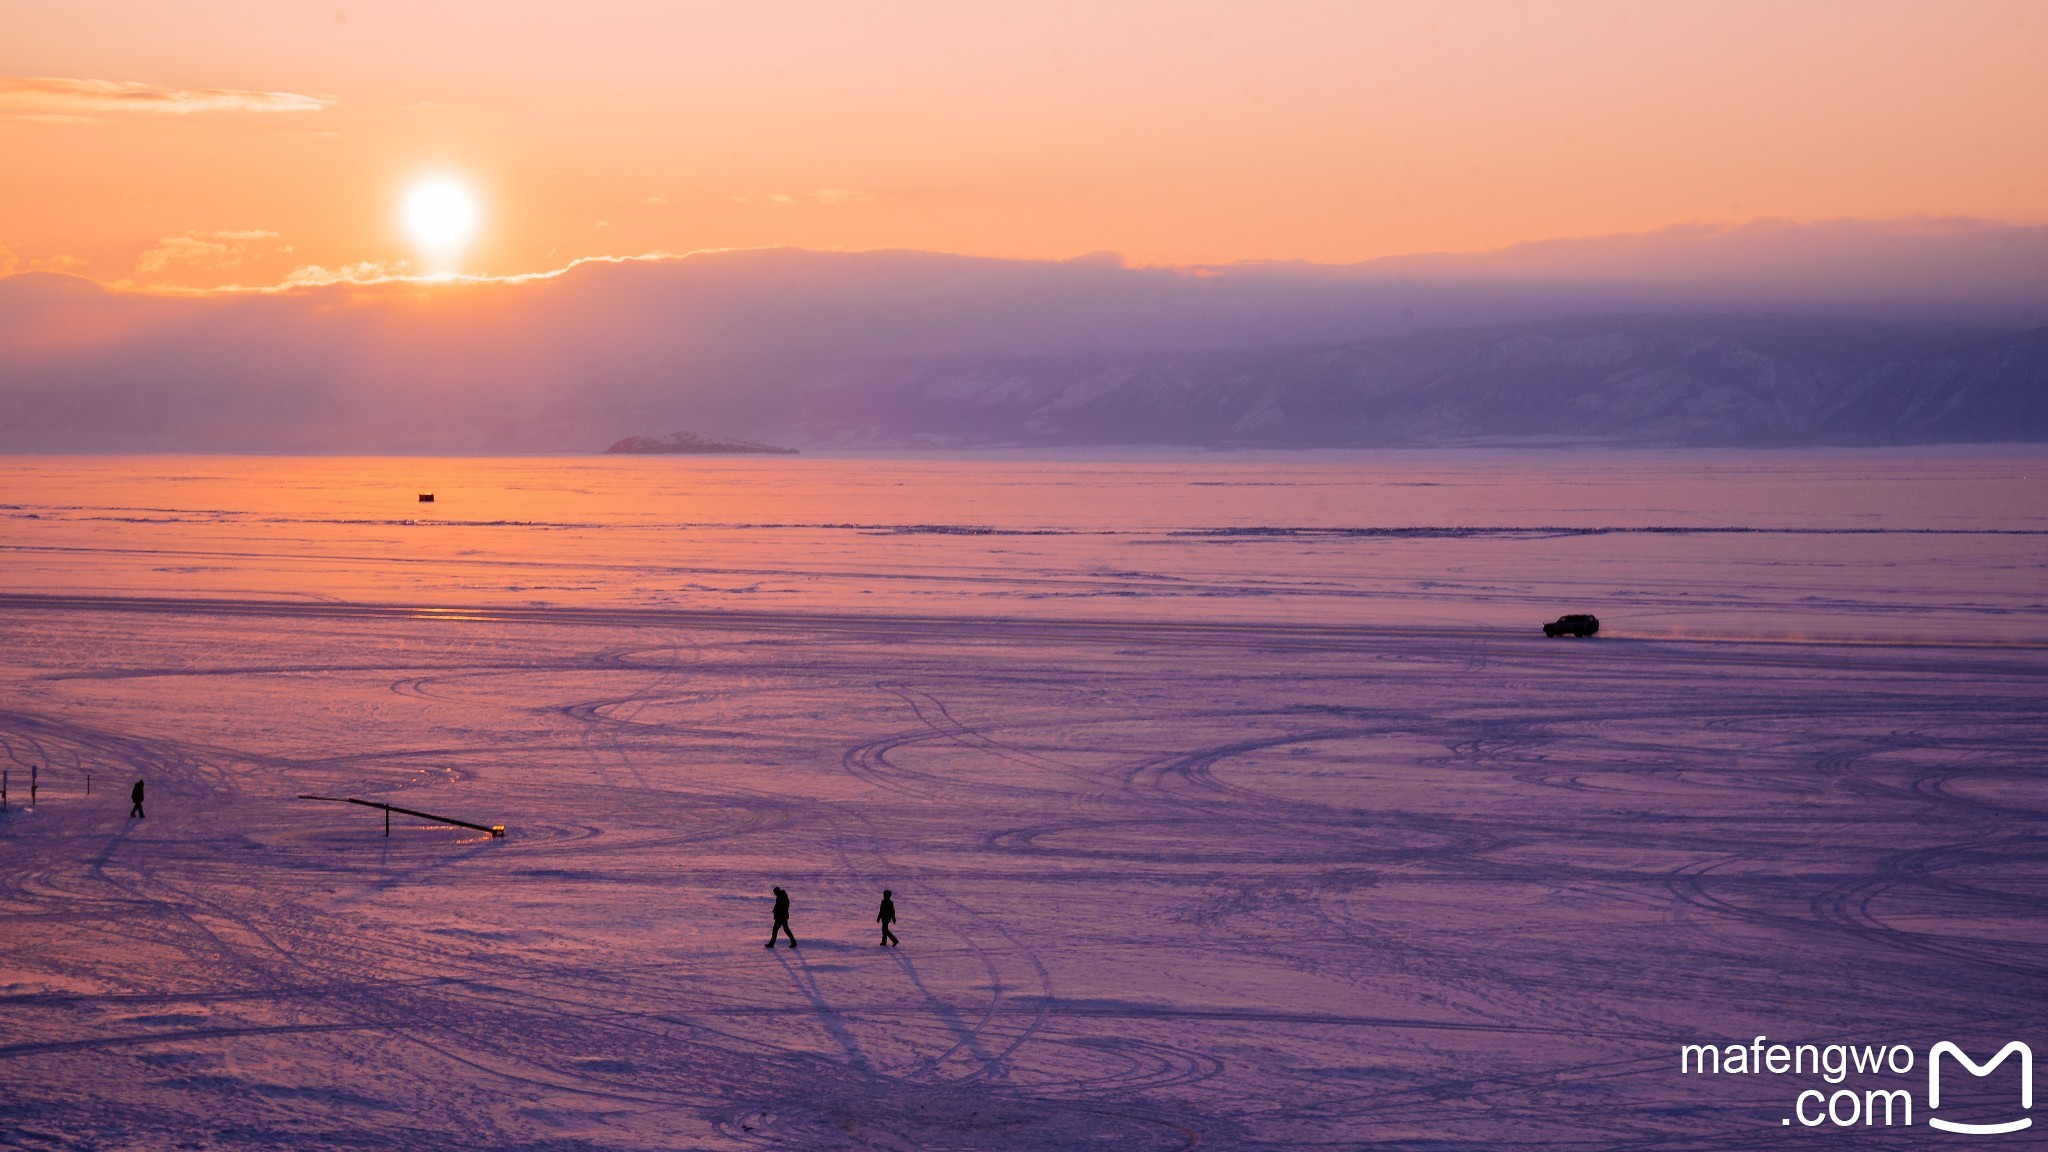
top-left (296, 794), bottom-right (505, 838)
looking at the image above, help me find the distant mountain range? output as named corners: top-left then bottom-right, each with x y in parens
top-left (1, 231), bottom-right (2044, 452)
top-left (605, 432), bottom-right (797, 455)
top-left (772, 316), bottom-right (2048, 448)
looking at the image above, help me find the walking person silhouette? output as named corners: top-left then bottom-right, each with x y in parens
top-left (765, 886), bottom-right (797, 948)
top-left (877, 890), bottom-right (899, 947)
top-left (129, 779), bottom-right (145, 819)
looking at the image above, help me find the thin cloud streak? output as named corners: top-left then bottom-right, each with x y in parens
top-left (76, 217), bottom-right (2048, 307)
top-left (135, 230), bottom-right (283, 273)
top-left (134, 250), bottom-right (693, 295)
top-left (0, 77), bottom-right (333, 117)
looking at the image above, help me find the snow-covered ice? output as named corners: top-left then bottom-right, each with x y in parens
top-left (1, 449), bottom-right (2044, 1149)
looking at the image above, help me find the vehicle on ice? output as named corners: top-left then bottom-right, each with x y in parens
top-left (1543, 614), bottom-right (1600, 638)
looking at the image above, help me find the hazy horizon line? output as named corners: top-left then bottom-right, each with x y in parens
top-left (9, 213), bottom-right (2043, 298)
top-left (3, 442), bottom-right (2045, 461)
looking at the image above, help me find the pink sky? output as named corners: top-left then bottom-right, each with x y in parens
top-left (2, 1), bottom-right (2046, 290)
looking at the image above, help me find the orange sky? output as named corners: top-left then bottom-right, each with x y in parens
top-left (3, 0), bottom-right (2045, 290)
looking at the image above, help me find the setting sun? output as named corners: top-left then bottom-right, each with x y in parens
top-left (401, 175), bottom-right (480, 271)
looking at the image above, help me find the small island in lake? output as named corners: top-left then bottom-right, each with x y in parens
top-left (603, 431), bottom-right (799, 455)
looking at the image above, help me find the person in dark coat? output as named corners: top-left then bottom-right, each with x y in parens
top-left (877, 890), bottom-right (899, 947)
top-left (129, 779), bottom-right (145, 819)
top-left (765, 886), bottom-right (797, 948)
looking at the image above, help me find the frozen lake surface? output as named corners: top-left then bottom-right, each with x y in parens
top-left (1, 448), bottom-right (2044, 640)
top-left (1, 449), bottom-right (2045, 1149)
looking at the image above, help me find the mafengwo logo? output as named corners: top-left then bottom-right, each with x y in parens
top-left (1679, 1037), bottom-right (2032, 1132)
top-left (1929, 1043), bottom-right (2031, 1135)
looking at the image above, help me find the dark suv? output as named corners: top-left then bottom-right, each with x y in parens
top-left (1543, 614), bottom-right (1600, 638)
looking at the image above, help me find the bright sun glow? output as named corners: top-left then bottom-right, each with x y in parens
top-left (401, 176), bottom-right (481, 269)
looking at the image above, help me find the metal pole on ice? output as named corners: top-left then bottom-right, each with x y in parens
top-left (296, 794), bottom-right (505, 839)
